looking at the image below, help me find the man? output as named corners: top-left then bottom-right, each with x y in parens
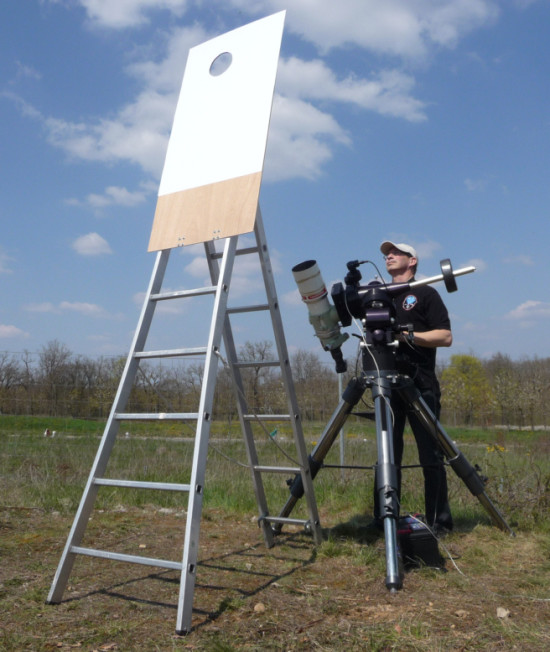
top-left (375, 240), bottom-right (453, 536)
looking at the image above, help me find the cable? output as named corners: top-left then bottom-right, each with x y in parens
top-left (406, 513), bottom-right (550, 603)
top-left (213, 349), bottom-right (301, 468)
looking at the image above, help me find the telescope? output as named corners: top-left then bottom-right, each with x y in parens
top-left (292, 260), bottom-right (349, 373)
top-left (293, 257), bottom-right (474, 372)
top-left (287, 256), bottom-right (513, 592)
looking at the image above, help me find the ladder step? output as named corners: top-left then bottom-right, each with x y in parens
top-left (150, 286), bottom-right (216, 301)
top-left (233, 360), bottom-right (281, 369)
top-left (71, 546), bottom-right (182, 571)
top-left (243, 414), bottom-right (291, 421)
top-left (134, 347), bottom-right (208, 360)
top-left (210, 246), bottom-right (259, 259)
top-left (253, 465), bottom-right (301, 474)
top-left (227, 304), bottom-right (269, 314)
top-left (261, 516), bottom-right (311, 527)
top-left (116, 412), bottom-right (199, 421)
top-left (93, 478), bottom-right (191, 492)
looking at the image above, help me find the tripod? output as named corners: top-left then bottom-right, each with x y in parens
top-left (281, 260), bottom-right (514, 592)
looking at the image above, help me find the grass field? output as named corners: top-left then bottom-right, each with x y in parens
top-left (1, 415), bottom-right (549, 650)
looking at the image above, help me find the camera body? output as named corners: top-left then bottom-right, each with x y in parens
top-left (331, 260), bottom-right (406, 346)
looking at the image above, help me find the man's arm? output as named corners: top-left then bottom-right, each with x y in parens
top-left (400, 329), bottom-right (452, 348)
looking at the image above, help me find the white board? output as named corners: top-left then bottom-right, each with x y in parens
top-left (148, 11), bottom-right (285, 251)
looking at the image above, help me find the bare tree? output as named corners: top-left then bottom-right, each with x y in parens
top-left (0, 352), bottom-right (22, 413)
top-left (36, 341), bottom-right (73, 416)
top-left (238, 341), bottom-right (275, 412)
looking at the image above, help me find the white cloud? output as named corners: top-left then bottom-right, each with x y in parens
top-left (177, 235), bottom-right (282, 297)
top-left (77, 0), bottom-right (190, 29)
top-left (227, 0), bottom-right (499, 57)
top-left (126, 24), bottom-right (209, 92)
top-left (133, 289), bottom-right (186, 314)
top-left (183, 252), bottom-right (266, 298)
top-left (277, 57), bottom-right (427, 122)
top-left (414, 239), bottom-right (443, 260)
top-left (465, 177), bottom-right (489, 192)
top-left (15, 61), bottom-right (42, 81)
top-left (43, 106), bottom-right (169, 178)
top-left (382, 238), bottom-right (443, 262)
top-left (59, 301), bottom-right (108, 317)
top-left (25, 1), bottom-right (501, 186)
top-left (25, 300), bottom-right (109, 318)
top-left (84, 185), bottom-right (151, 209)
top-left (16, 13), bottom-right (430, 183)
top-left (72, 233), bottom-right (113, 256)
top-left (36, 24), bottom-right (209, 179)
top-left (265, 95), bottom-right (350, 181)
top-left (503, 254), bottom-right (534, 266)
top-left (506, 300), bottom-right (550, 328)
top-left (463, 257), bottom-right (487, 272)
top-left (282, 288), bottom-right (303, 308)
top-left (74, 0), bottom-right (501, 60)
top-left (0, 324), bottom-right (29, 339)
top-left (0, 249), bottom-right (14, 274)
top-left (25, 302), bottom-right (57, 313)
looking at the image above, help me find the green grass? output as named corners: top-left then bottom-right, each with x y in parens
top-left (2, 415), bottom-right (548, 531)
top-left (1, 415), bottom-right (549, 650)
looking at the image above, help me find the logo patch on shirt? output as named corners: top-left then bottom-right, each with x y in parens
top-left (402, 294), bottom-right (417, 311)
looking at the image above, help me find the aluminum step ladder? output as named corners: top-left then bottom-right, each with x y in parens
top-left (47, 208), bottom-right (322, 634)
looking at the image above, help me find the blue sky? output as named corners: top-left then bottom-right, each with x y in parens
top-left (1, 0), bottom-right (549, 366)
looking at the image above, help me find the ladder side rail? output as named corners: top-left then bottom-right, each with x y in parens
top-left (254, 211), bottom-right (323, 543)
top-left (204, 238), bottom-right (275, 548)
top-left (176, 237), bottom-right (238, 635)
top-left (47, 250), bottom-right (171, 604)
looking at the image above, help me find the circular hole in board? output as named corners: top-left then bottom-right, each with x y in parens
top-left (209, 51), bottom-right (233, 76)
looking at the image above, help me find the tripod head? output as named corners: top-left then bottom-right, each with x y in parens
top-left (293, 257), bottom-right (475, 373)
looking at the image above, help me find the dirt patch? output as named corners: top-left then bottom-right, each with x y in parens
top-left (1, 507), bottom-right (549, 650)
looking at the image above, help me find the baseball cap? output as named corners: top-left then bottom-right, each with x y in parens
top-left (380, 241), bottom-right (418, 259)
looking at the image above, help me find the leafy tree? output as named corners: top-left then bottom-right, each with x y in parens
top-left (441, 354), bottom-right (494, 425)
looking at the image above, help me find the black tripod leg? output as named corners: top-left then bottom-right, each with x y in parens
top-left (274, 376), bottom-right (368, 530)
top-left (372, 379), bottom-right (402, 591)
top-left (397, 383), bottom-right (514, 535)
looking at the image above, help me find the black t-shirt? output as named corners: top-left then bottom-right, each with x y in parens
top-left (391, 281), bottom-right (451, 390)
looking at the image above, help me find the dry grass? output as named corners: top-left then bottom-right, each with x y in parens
top-left (1, 504), bottom-right (549, 651)
top-left (1, 423), bottom-right (549, 650)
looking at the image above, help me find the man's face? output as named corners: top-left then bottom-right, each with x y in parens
top-left (384, 247), bottom-right (417, 277)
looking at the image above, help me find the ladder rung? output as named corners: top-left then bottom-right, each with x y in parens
top-left (227, 304), bottom-right (269, 314)
top-left (93, 478), bottom-right (191, 492)
top-left (261, 516), bottom-right (311, 527)
top-left (150, 286), bottom-right (216, 301)
top-left (135, 347), bottom-right (208, 360)
top-left (253, 465), bottom-right (301, 474)
top-left (233, 360), bottom-right (280, 369)
top-left (211, 246), bottom-right (258, 259)
top-left (116, 412), bottom-right (199, 421)
top-left (71, 546), bottom-right (182, 570)
top-left (243, 414), bottom-right (291, 421)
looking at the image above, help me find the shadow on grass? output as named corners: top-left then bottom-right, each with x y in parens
top-left (49, 529), bottom-right (318, 633)
top-left (323, 512), bottom-right (383, 544)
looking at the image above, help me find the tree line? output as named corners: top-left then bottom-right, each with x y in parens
top-left (0, 341), bottom-right (549, 429)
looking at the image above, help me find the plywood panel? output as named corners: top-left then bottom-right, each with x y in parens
top-left (148, 172), bottom-right (262, 250)
top-left (148, 11), bottom-right (285, 251)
